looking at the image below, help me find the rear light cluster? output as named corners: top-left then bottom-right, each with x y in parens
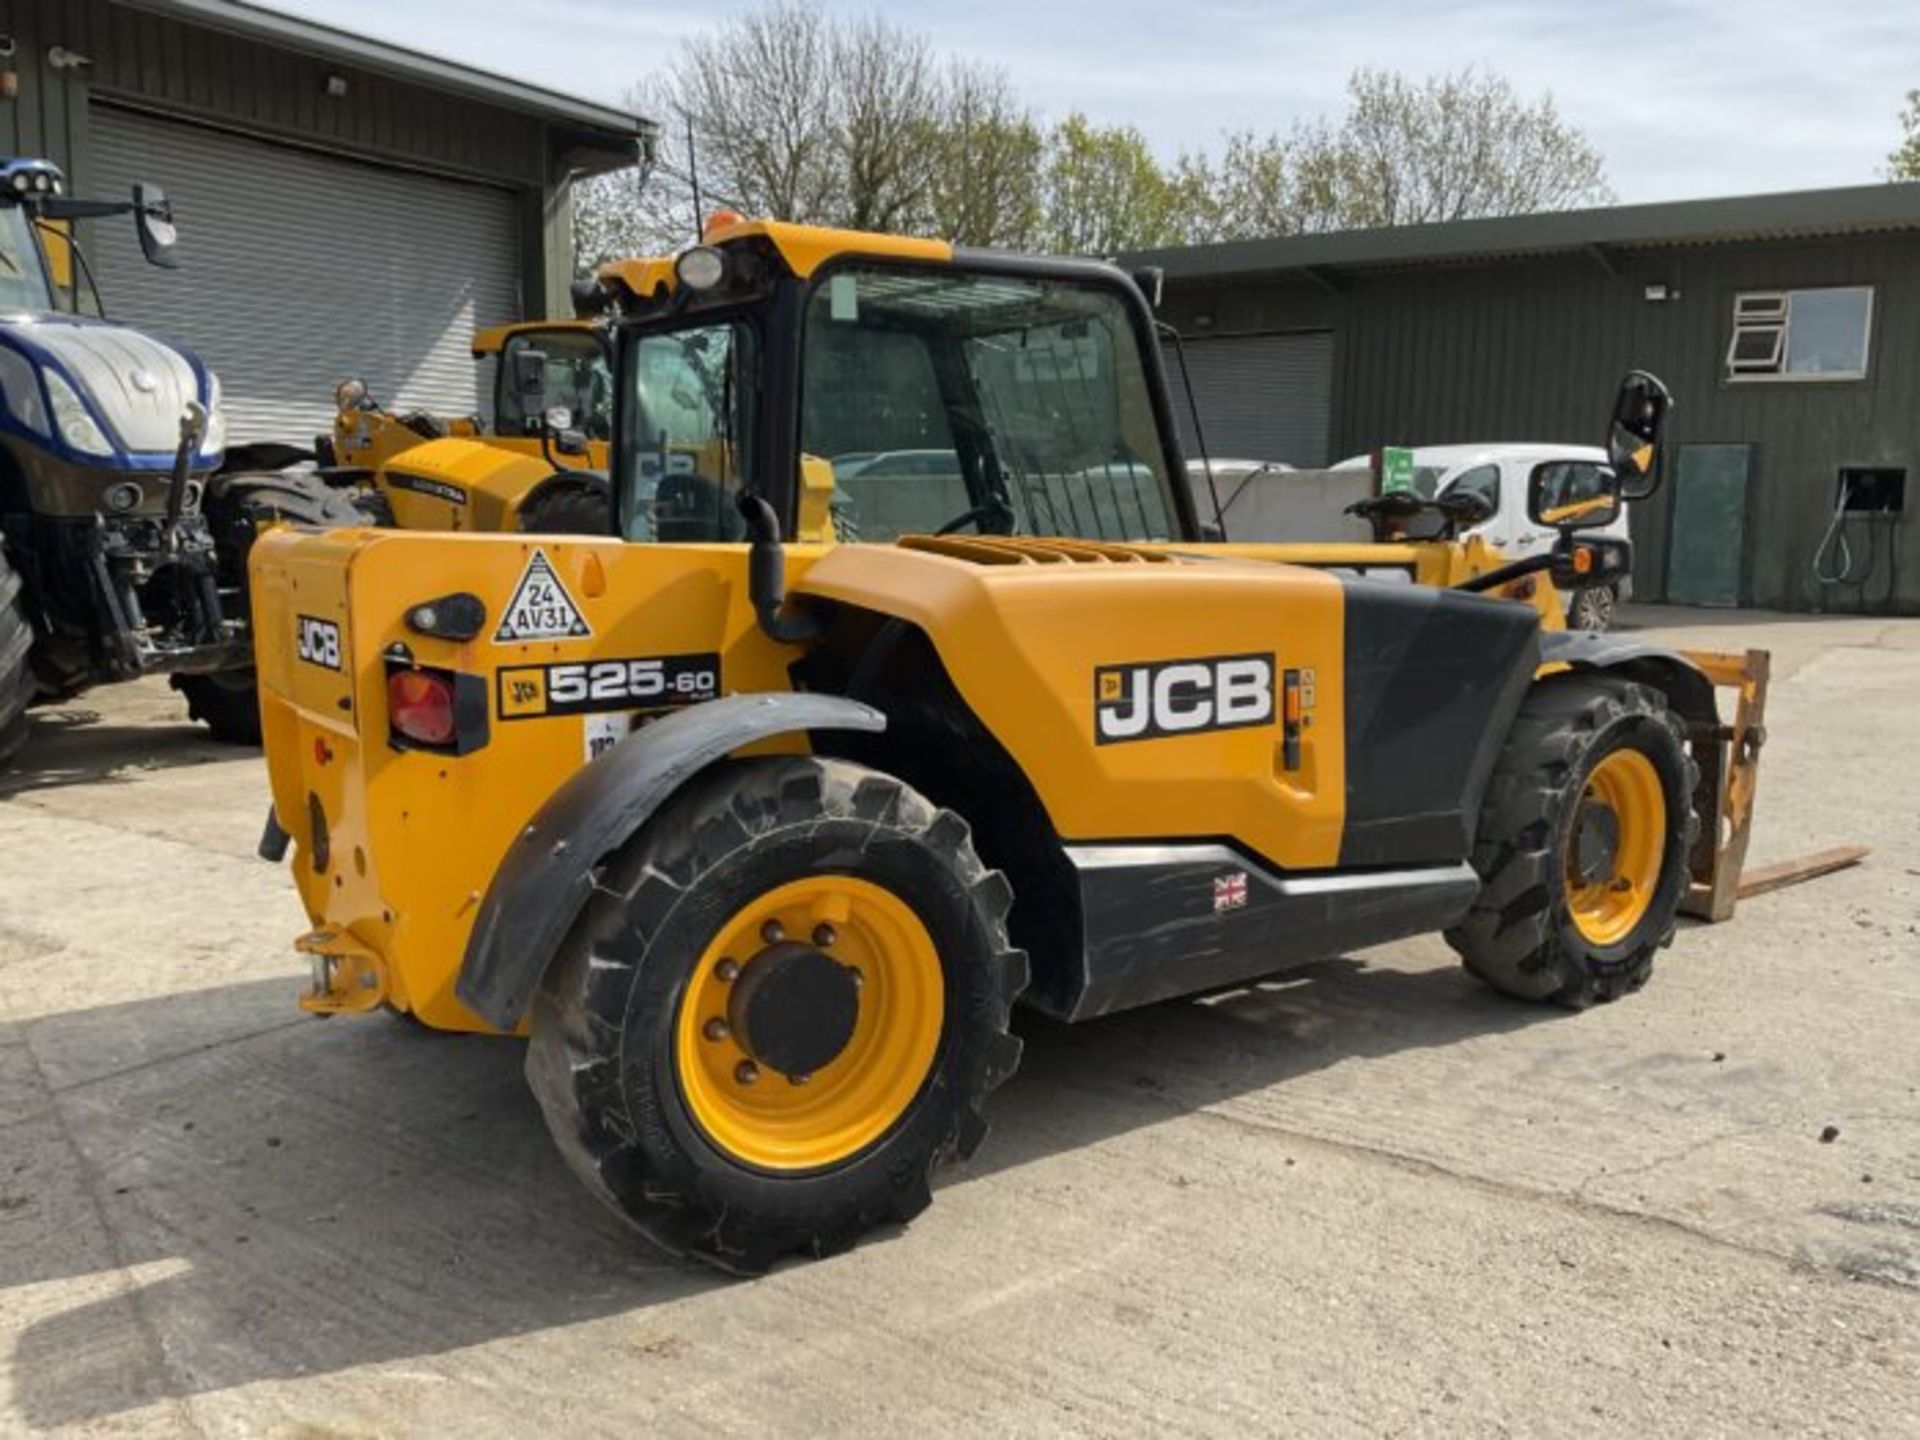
top-left (389, 668), bottom-right (456, 746)
top-left (383, 653), bottom-right (489, 755)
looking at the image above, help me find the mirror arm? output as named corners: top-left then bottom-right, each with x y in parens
top-left (1455, 553), bottom-right (1554, 594)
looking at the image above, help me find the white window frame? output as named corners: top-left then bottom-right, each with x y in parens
top-left (1725, 286), bottom-right (1873, 383)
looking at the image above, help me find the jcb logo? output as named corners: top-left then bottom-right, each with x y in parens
top-left (1094, 653), bottom-right (1274, 744)
top-left (296, 615), bottom-right (342, 671)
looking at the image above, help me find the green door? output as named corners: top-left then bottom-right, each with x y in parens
top-left (1665, 444), bottom-right (1750, 607)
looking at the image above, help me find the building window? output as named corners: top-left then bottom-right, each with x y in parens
top-left (1726, 287), bottom-right (1872, 381)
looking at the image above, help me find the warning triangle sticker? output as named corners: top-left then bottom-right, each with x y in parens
top-left (494, 549), bottom-right (592, 642)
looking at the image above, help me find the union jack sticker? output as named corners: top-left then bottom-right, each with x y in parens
top-left (1213, 871), bottom-right (1249, 912)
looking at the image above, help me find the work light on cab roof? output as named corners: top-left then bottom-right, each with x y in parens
top-left (675, 244), bottom-right (727, 292)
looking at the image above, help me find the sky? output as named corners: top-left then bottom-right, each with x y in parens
top-left (266, 0), bottom-right (1919, 204)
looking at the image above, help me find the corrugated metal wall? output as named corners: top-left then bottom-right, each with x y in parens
top-left (1163, 232), bottom-right (1920, 614)
top-left (0, 0), bottom-right (564, 312)
top-left (91, 104), bottom-right (522, 442)
top-left (1163, 331), bottom-right (1335, 465)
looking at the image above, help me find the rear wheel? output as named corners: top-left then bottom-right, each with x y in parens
top-left (176, 469), bottom-right (366, 745)
top-left (1446, 677), bottom-right (1697, 1007)
top-left (526, 755), bottom-right (1026, 1273)
top-left (0, 549), bottom-right (34, 767)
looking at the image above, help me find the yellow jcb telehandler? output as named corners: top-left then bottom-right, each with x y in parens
top-left (249, 216), bottom-right (1765, 1273)
top-left (314, 319), bottom-right (614, 534)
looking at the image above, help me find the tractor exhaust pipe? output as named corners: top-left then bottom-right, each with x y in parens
top-left (735, 492), bottom-right (821, 645)
top-left (164, 400), bottom-right (208, 544)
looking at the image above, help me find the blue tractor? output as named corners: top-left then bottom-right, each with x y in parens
top-left (0, 157), bottom-right (354, 765)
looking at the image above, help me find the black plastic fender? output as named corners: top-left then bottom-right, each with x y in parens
top-left (455, 692), bottom-right (885, 1030)
top-left (1538, 630), bottom-right (1718, 726)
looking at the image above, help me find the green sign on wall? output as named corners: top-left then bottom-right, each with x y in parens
top-left (1380, 446), bottom-right (1416, 495)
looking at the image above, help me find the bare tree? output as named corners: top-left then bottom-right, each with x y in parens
top-left (926, 63), bottom-right (1043, 248)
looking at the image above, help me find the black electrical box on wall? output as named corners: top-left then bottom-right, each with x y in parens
top-left (1837, 468), bottom-right (1906, 515)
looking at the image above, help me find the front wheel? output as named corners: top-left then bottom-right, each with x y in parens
top-left (1447, 677), bottom-right (1697, 1007)
top-left (526, 756), bottom-right (1026, 1273)
top-left (172, 669), bottom-right (262, 745)
top-left (518, 479), bottom-right (610, 535)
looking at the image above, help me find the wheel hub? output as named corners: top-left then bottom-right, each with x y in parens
top-left (727, 941), bottom-right (861, 1079)
top-left (1572, 799), bottom-right (1622, 885)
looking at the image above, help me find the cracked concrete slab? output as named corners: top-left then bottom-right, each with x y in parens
top-left (1, 609), bottom-right (1916, 1436)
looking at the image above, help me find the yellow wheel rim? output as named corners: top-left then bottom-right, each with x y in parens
top-left (674, 876), bottom-right (945, 1172)
top-left (1566, 748), bottom-right (1666, 946)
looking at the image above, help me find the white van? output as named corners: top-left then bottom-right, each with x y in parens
top-left (1333, 443), bottom-right (1632, 630)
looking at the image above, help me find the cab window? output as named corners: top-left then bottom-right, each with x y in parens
top-left (497, 329), bottom-right (611, 439)
top-left (0, 205), bottom-right (54, 313)
top-left (800, 265), bottom-right (1176, 543)
top-left (618, 319), bottom-right (756, 542)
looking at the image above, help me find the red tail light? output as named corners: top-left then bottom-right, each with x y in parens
top-left (388, 668), bottom-right (456, 746)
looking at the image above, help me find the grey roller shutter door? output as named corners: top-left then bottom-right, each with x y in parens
top-left (87, 104), bottom-right (522, 445)
top-left (1163, 331), bottom-right (1334, 467)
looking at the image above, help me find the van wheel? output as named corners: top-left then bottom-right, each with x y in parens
top-left (526, 756), bottom-right (1026, 1274)
top-left (1447, 677), bottom-right (1697, 1007)
top-left (1567, 583), bottom-right (1618, 633)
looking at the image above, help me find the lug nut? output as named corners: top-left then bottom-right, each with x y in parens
top-left (788, 1072), bottom-right (811, 1087)
top-left (849, 967), bottom-right (864, 989)
top-left (734, 1060), bottom-right (760, 1086)
top-left (812, 923), bottom-right (837, 948)
top-left (760, 920), bottom-right (785, 944)
top-left (703, 1017), bottom-right (730, 1042)
top-left (714, 958), bottom-right (740, 983)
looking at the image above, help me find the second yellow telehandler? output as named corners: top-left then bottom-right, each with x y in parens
top-left (313, 319), bottom-right (614, 534)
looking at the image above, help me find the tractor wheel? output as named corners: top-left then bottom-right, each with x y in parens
top-left (518, 481), bottom-right (610, 536)
top-left (176, 469), bottom-right (366, 746)
top-left (173, 668), bottom-right (264, 745)
top-left (0, 548), bottom-right (34, 767)
top-left (526, 755), bottom-right (1026, 1274)
top-left (1567, 582), bottom-right (1619, 633)
top-left (1446, 676), bottom-right (1697, 1008)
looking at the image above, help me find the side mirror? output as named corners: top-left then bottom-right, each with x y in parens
top-left (1607, 370), bottom-right (1672, 502)
top-left (1528, 459), bottom-right (1622, 533)
top-left (133, 183), bottom-right (178, 269)
top-left (510, 349), bottom-right (548, 405)
top-left (1132, 266), bottom-right (1165, 308)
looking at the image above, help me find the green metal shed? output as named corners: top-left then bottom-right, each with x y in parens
top-left (1131, 185), bottom-right (1920, 614)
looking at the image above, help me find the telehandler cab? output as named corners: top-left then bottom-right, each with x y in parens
top-left (252, 216), bottom-right (1752, 1272)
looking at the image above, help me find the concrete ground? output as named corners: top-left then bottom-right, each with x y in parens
top-left (1, 607), bottom-right (1916, 1437)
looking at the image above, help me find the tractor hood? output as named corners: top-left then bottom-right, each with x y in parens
top-left (0, 313), bottom-right (221, 464)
